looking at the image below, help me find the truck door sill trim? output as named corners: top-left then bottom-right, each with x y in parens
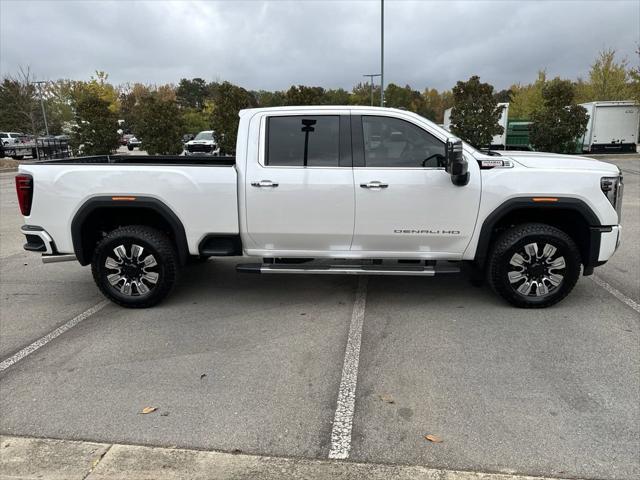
top-left (236, 263), bottom-right (460, 276)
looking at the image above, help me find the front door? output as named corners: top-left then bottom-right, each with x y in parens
top-left (244, 113), bottom-right (355, 254)
top-left (351, 114), bottom-right (481, 256)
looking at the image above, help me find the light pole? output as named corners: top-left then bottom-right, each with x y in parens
top-left (33, 81), bottom-right (49, 136)
top-left (363, 73), bottom-right (381, 106)
top-left (380, 0), bottom-right (384, 107)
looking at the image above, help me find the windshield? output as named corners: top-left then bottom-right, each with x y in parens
top-left (194, 131), bottom-right (214, 141)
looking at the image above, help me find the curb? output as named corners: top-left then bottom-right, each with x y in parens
top-left (0, 435), bottom-right (578, 480)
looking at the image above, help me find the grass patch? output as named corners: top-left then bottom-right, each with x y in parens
top-left (0, 158), bottom-right (21, 170)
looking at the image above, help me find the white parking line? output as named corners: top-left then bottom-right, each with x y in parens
top-left (0, 300), bottom-right (109, 373)
top-left (591, 276), bottom-right (640, 314)
top-left (328, 276), bottom-right (368, 460)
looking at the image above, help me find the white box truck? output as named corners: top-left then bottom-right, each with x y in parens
top-left (580, 101), bottom-right (639, 153)
top-left (443, 103), bottom-right (509, 149)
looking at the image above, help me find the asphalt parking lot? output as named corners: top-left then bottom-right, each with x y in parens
top-left (0, 156), bottom-right (638, 479)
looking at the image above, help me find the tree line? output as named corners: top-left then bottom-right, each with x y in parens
top-left (0, 49), bottom-right (637, 155)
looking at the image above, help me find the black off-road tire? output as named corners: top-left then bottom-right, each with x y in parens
top-left (91, 226), bottom-right (177, 308)
top-left (487, 223), bottom-right (582, 308)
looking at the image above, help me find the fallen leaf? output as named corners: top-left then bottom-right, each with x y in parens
top-left (141, 406), bottom-right (157, 414)
top-left (379, 394), bottom-right (395, 404)
top-left (424, 434), bottom-right (443, 443)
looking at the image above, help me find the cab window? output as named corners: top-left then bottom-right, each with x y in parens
top-left (361, 116), bottom-right (445, 168)
top-left (266, 116), bottom-right (340, 167)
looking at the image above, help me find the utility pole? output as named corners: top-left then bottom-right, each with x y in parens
top-left (380, 0), bottom-right (384, 107)
top-left (363, 73), bottom-right (381, 106)
top-left (33, 81), bottom-right (49, 136)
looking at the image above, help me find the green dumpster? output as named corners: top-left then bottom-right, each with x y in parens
top-left (505, 120), bottom-right (532, 151)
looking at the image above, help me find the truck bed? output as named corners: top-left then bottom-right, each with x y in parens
top-left (33, 154), bottom-right (236, 166)
top-left (18, 156), bottom-right (240, 257)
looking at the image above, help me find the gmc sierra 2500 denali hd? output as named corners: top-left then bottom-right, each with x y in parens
top-left (16, 106), bottom-right (623, 308)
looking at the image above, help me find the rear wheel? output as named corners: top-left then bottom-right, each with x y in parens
top-left (487, 223), bottom-right (581, 308)
top-left (91, 226), bottom-right (177, 308)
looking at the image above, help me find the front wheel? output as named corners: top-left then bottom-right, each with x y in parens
top-left (487, 223), bottom-right (581, 308)
top-left (91, 226), bottom-right (178, 308)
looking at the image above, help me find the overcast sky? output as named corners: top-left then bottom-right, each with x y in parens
top-left (1, 0), bottom-right (638, 92)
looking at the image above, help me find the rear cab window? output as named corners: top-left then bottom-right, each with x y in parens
top-left (265, 115), bottom-right (351, 167)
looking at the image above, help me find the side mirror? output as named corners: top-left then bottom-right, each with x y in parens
top-left (445, 138), bottom-right (469, 186)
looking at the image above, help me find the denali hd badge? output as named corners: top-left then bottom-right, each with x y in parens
top-left (394, 229), bottom-right (461, 235)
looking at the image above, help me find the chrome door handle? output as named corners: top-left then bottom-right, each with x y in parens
top-left (251, 180), bottom-right (279, 188)
top-left (360, 181), bottom-right (389, 189)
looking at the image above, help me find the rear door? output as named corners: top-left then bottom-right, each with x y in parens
top-left (593, 105), bottom-right (639, 145)
top-left (244, 111), bottom-right (355, 253)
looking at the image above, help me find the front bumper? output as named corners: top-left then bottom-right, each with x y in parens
top-left (583, 225), bottom-right (621, 275)
top-left (598, 225), bottom-right (621, 262)
top-left (184, 150), bottom-right (219, 156)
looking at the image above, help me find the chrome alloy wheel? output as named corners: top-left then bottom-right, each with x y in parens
top-left (507, 242), bottom-right (566, 297)
top-left (105, 244), bottom-right (159, 296)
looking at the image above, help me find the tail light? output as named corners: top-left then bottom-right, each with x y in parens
top-left (15, 174), bottom-right (33, 216)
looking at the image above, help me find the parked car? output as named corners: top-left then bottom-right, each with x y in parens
top-left (127, 136), bottom-right (142, 151)
top-left (184, 130), bottom-right (220, 155)
top-left (16, 106), bottom-right (622, 309)
top-left (1, 132), bottom-right (25, 146)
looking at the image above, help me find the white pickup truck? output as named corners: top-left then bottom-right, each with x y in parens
top-left (184, 130), bottom-right (220, 156)
top-left (16, 106), bottom-right (623, 308)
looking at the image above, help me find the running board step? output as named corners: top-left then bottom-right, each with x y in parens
top-left (236, 263), bottom-right (460, 276)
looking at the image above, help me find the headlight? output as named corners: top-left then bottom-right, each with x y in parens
top-left (601, 175), bottom-right (624, 222)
